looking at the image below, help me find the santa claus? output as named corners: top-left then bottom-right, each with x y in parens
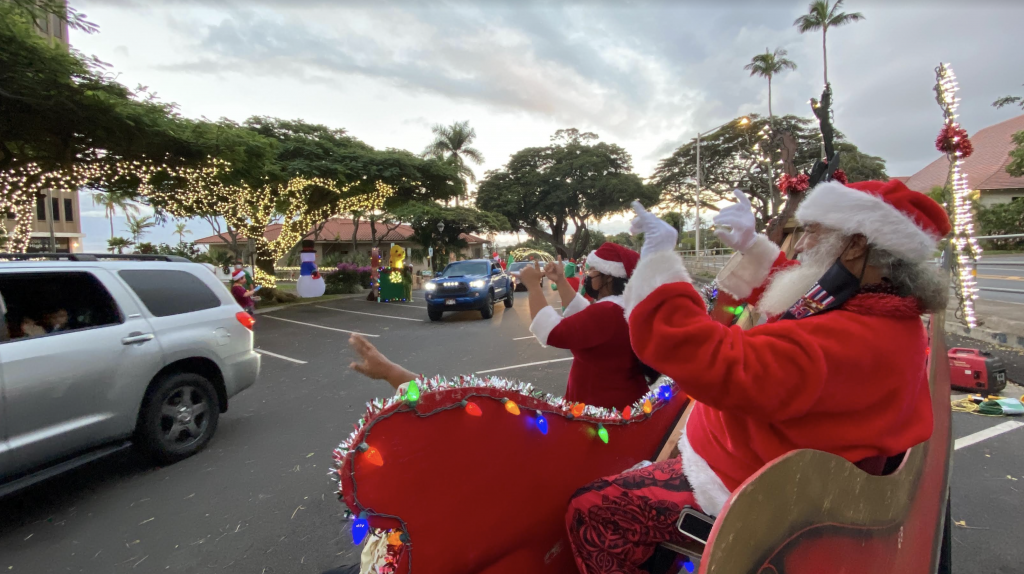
top-left (521, 243), bottom-right (653, 409)
top-left (565, 179), bottom-right (951, 574)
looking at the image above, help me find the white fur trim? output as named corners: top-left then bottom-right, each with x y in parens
top-left (623, 250), bottom-right (691, 320)
top-left (586, 251), bottom-right (627, 278)
top-left (796, 181), bottom-right (939, 262)
top-left (529, 306), bottom-right (563, 347)
top-left (715, 234), bottom-right (780, 299)
top-left (595, 294), bottom-right (624, 308)
top-left (562, 293), bottom-right (589, 317)
top-left (679, 428), bottom-right (732, 517)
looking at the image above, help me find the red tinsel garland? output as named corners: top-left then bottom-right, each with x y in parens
top-left (777, 173), bottom-right (810, 195)
top-left (832, 168), bottom-right (848, 184)
top-left (935, 124), bottom-right (974, 158)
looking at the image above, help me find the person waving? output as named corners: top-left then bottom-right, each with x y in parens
top-left (521, 243), bottom-right (652, 410)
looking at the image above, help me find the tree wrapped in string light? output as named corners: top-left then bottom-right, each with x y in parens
top-left (933, 63), bottom-right (981, 327)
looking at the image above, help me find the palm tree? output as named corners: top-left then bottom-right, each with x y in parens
top-left (422, 120), bottom-right (484, 206)
top-left (793, 0), bottom-right (865, 87)
top-left (126, 213), bottom-right (156, 244)
top-left (173, 221), bottom-right (192, 245)
top-left (107, 236), bottom-right (133, 254)
top-left (744, 48), bottom-right (797, 120)
top-left (90, 190), bottom-right (140, 239)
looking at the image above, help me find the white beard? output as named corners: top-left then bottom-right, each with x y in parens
top-left (757, 233), bottom-right (848, 317)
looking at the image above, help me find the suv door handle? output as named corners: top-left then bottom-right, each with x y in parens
top-left (122, 332), bottom-right (155, 345)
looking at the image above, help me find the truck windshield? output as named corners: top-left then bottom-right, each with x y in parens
top-left (438, 261), bottom-right (488, 277)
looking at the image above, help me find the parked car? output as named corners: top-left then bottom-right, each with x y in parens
top-left (507, 261), bottom-right (546, 292)
top-left (0, 254), bottom-right (260, 496)
top-left (424, 259), bottom-right (514, 321)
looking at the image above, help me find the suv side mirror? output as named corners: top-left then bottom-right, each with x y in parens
top-left (492, 268), bottom-right (502, 275)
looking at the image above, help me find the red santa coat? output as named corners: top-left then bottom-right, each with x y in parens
top-left (621, 236), bottom-right (933, 515)
top-left (530, 294), bottom-right (649, 409)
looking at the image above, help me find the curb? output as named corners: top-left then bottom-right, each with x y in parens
top-left (942, 319), bottom-right (1024, 350)
top-left (254, 293), bottom-right (368, 315)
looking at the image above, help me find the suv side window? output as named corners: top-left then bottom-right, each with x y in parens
top-left (0, 271), bottom-right (123, 341)
top-left (118, 269), bottom-right (221, 317)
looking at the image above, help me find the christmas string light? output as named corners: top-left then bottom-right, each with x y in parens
top-left (933, 63), bottom-right (982, 328)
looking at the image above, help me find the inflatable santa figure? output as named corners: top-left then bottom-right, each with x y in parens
top-left (296, 239), bottom-right (326, 298)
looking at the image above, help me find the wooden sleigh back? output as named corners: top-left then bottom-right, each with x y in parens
top-left (697, 311), bottom-right (952, 574)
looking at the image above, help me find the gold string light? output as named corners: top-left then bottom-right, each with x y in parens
top-left (934, 63), bottom-right (981, 328)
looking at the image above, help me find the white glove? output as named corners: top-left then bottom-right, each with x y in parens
top-left (712, 190), bottom-right (757, 253)
top-left (630, 201), bottom-right (678, 258)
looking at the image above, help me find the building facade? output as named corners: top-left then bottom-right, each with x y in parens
top-left (22, 4), bottom-right (85, 253)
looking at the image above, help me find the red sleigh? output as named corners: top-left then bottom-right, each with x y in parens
top-left (335, 312), bottom-right (952, 574)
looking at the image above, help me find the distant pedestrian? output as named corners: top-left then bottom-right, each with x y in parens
top-left (230, 270), bottom-right (257, 316)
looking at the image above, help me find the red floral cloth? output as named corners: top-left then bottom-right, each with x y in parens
top-left (566, 458), bottom-right (699, 574)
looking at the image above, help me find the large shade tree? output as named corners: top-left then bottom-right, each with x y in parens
top-left (793, 0), bottom-right (865, 87)
top-left (476, 129), bottom-right (656, 259)
top-left (390, 202), bottom-right (509, 271)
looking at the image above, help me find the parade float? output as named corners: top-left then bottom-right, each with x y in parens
top-left (375, 244), bottom-right (413, 303)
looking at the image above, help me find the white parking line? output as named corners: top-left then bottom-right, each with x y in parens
top-left (260, 315), bottom-right (380, 337)
top-left (361, 300), bottom-right (427, 309)
top-left (476, 357), bottom-right (573, 374)
top-left (954, 421), bottom-right (1024, 451)
top-left (315, 306), bottom-right (425, 322)
top-left (513, 336), bottom-right (535, 340)
top-left (255, 349), bottom-right (308, 364)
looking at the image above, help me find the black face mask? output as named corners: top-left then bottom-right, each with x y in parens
top-left (779, 256), bottom-right (862, 321)
top-left (583, 275), bottom-right (601, 299)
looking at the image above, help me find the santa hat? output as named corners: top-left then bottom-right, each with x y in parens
top-left (232, 270), bottom-right (246, 281)
top-left (795, 179), bottom-right (951, 262)
top-left (586, 243), bottom-right (640, 279)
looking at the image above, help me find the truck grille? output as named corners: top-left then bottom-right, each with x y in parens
top-left (437, 281), bottom-right (468, 295)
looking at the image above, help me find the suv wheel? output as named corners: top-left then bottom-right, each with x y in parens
top-left (137, 372), bottom-right (220, 464)
top-left (480, 291), bottom-right (495, 319)
top-left (427, 306), bottom-right (443, 321)
top-left (503, 288), bottom-right (514, 308)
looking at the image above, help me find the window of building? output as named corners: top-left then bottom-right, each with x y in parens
top-left (36, 14), bottom-right (49, 34)
top-left (5, 211), bottom-right (15, 219)
top-left (64, 198), bottom-right (74, 222)
top-left (51, 197), bottom-right (60, 222)
top-left (36, 194), bottom-right (46, 221)
top-left (118, 270), bottom-right (222, 317)
top-left (53, 17), bottom-right (63, 40)
top-left (0, 271), bottom-right (123, 342)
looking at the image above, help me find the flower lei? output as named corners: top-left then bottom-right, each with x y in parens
top-left (935, 124), bottom-right (974, 158)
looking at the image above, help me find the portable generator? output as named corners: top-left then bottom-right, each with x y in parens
top-left (948, 347), bottom-right (1007, 394)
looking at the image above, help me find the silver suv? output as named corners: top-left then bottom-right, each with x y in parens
top-left (0, 254), bottom-right (260, 495)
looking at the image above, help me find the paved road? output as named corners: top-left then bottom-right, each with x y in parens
top-left (0, 292), bottom-right (1022, 573)
top-left (976, 254), bottom-right (1024, 305)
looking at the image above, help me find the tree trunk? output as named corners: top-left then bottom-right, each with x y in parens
top-left (109, 216), bottom-right (114, 239)
top-left (822, 29), bottom-right (828, 86)
top-left (768, 77), bottom-right (773, 118)
top-left (351, 215), bottom-right (360, 254)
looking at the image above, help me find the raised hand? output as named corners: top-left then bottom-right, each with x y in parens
top-left (630, 201), bottom-right (678, 257)
top-left (519, 260), bottom-right (543, 288)
top-left (545, 256), bottom-right (566, 283)
top-left (712, 190), bottom-right (757, 253)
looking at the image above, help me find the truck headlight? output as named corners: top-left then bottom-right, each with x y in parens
top-left (469, 280), bottom-right (485, 288)
top-left (425, 283), bottom-right (437, 291)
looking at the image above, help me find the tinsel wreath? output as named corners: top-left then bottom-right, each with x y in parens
top-left (332, 374), bottom-right (689, 574)
top-left (778, 173), bottom-right (810, 195)
top-left (935, 124), bottom-right (974, 158)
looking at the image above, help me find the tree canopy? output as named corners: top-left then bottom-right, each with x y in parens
top-left (390, 202), bottom-right (509, 271)
top-left (476, 129), bottom-right (657, 259)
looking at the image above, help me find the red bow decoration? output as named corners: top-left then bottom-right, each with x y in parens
top-left (935, 124), bottom-right (974, 158)
top-left (777, 173), bottom-right (810, 195)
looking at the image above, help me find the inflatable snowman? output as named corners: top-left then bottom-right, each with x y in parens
top-left (296, 239), bottom-right (326, 298)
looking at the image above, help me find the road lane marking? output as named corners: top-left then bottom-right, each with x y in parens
top-left (954, 421), bottom-right (1024, 451)
top-left (260, 315), bottom-right (380, 337)
top-left (476, 357), bottom-right (573, 374)
top-left (315, 306), bottom-right (425, 322)
top-left (255, 349), bottom-right (308, 364)
top-left (513, 336), bottom-right (535, 340)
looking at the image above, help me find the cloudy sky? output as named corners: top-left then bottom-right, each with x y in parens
top-left (71, 0), bottom-right (1024, 251)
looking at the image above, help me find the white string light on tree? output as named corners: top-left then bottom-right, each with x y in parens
top-left (933, 62), bottom-right (981, 328)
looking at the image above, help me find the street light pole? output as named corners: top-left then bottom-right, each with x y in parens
top-left (694, 117), bottom-right (749, 255)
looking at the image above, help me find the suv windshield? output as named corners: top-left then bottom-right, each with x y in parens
top-left (508, 262), bottom-right (528, 272)
top-left (438, 261), bottom-right (488, 278)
